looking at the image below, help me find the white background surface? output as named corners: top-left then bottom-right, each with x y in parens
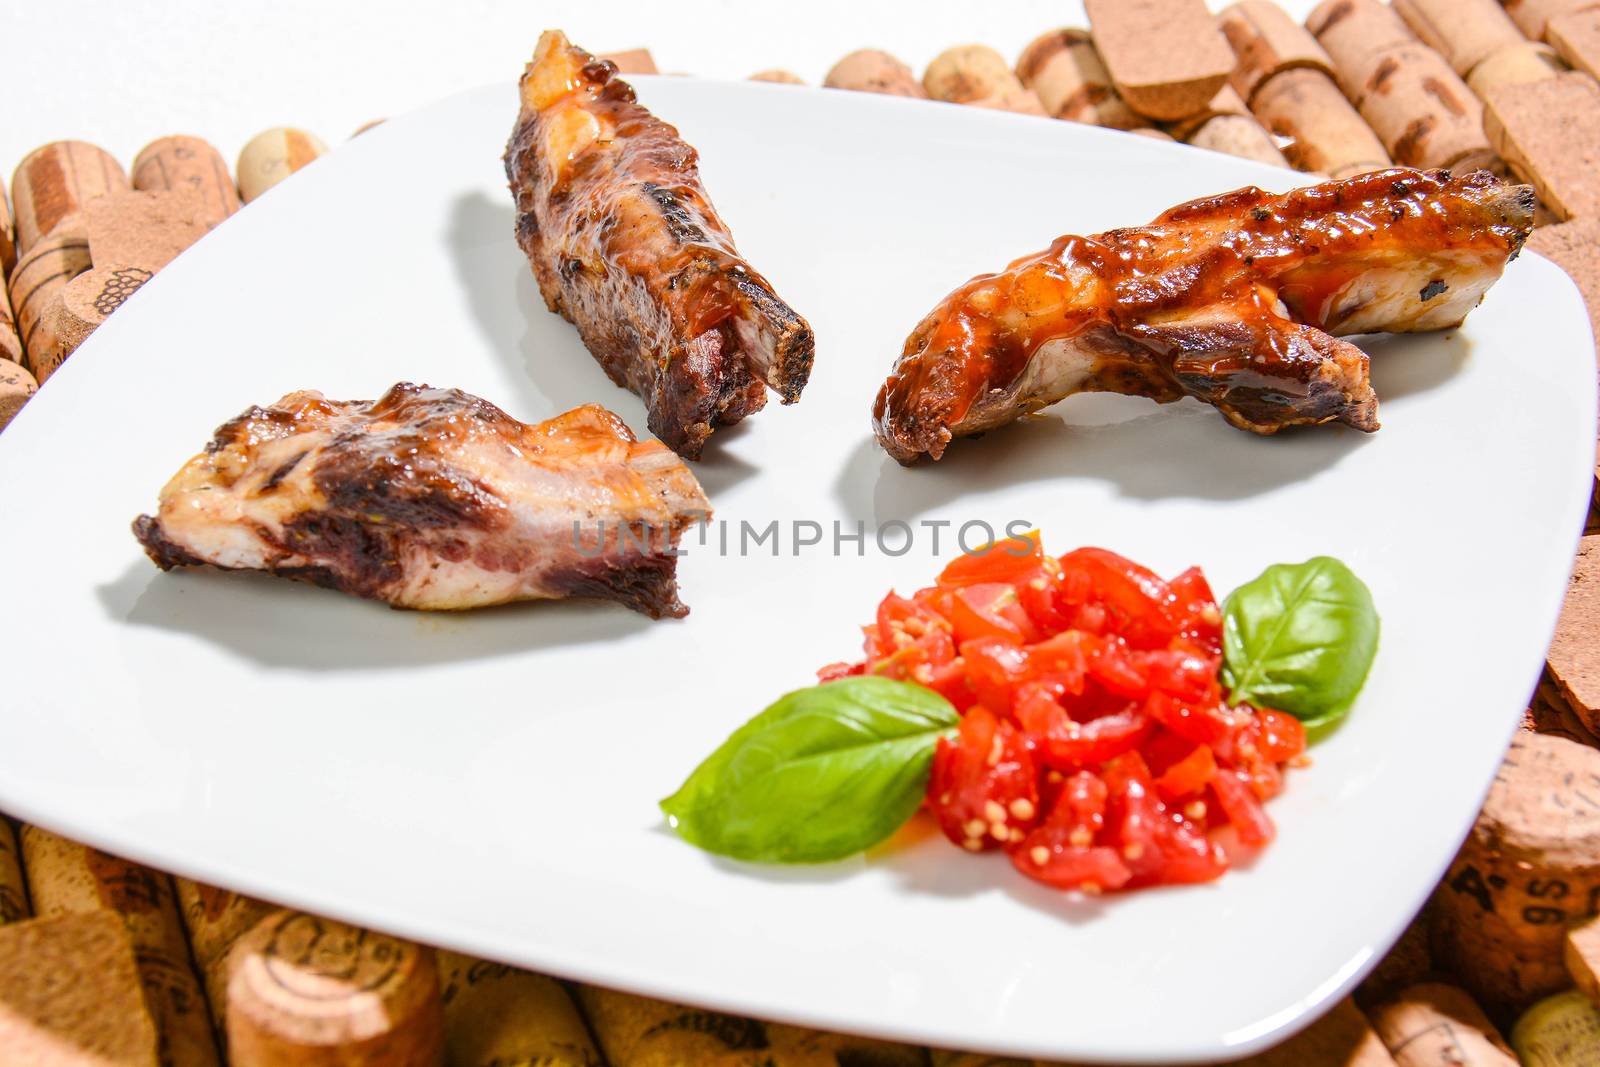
top-left (0, 70), bottom-right (1590, 1062)
top-left (7, 0), bottom-right (1321, 182)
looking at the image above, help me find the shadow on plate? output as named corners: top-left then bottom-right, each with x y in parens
top-left (445, 191), bottom-right (757, 496)
top-left (97, 560), bottom-right (653, 671)
top-left (447, 190), bottom-right (618, 419)
top-left (833, 401), bottom-right (1372, 523)
top-left (1363, 329), bottom-right (1471, 399)
top-left (685, 808), bottom-right (1121, 924)
top-left (833, 329), bottom-right (1470, 523)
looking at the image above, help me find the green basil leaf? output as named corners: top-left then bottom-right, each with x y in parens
top-left (1221, 556), bottom-right (1379, 726)
top-left (660, 676), bottom-right (959, 864)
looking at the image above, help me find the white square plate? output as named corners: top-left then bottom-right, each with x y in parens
top-left (0, 79), bottom-right (1593, 1063)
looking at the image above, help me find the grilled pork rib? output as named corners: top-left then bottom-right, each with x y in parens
top-left (133, 384), bottom-right (710, 618)
top-left (874, 169), bottom-right (1535, 464)
top-left (506, 30), bottom-right (814, 459)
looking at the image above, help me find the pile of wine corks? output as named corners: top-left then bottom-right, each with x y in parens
top-left (0, 812), bottom-right (935, 1067)
top-left (0, 126), bottom-right (330, 434)
top-left (804, 0), bottom-right (1600, 253)
top-left (810, 5), bottom-right (1293, 168)
top-left (10, 795), bottom-right (1600, 1067)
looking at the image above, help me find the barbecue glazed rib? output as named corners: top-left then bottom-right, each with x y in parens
top-left (133, 384), bottom-right (710, 618)
top-left (506, 30), bottom-right (814, 459)
top-left (874, 168), bottom-right (1535, 464)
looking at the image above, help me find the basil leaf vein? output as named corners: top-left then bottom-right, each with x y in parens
top-left (1221, 556), bottom-right (1379, 727)
top-left (660, 676), bottom-right (958, 864)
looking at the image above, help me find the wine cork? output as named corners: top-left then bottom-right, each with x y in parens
top-left (1526, 222), bottom-right (1600, 371)
top-left (928, 1054), bottom-right (1031, 1067)
top-left (224, 909), bottom-right (444, 1067)
top-left (749, 70), bottom-right (805, 85)
top-left (1393, 0), bottom-right (1524, 77)
top-left (10, 140), bottom-right (127, 257)
top-left (1350, 45), bottom-right (1497, 170)
top-left (1308, 0), bottom-right (1420, 99)
top-left (16, 188), bottom-right (215, 383)
top-left (1238, 998), bottom-right (1397, 1065)
top-left (965, 89), bottom-right (1049, 115)
top-left (1356, 908), bottom-right (1436, 1009)
top-left (0, 287), bottom-right (22, 365)
top-left (25, 264), bottom-right (152, 382)
top-left (1468, 42), bottom-right (1568, 97)
top-left (1252, 68), bottom-right (1392, 175)
top-left (0, 166), bottom-right (18, 345)
top-left (0, 358), bottom-right (35, 432)
top-left (1570, 914), bottom-right (1600, 1002)
top-left (924, 44), bottom-right (1027, 104)
top-left (1550, 9), bottom-right (1600, 78)
top-left (20, 828), bottom-right (220, 1067)
top-left (597, 49), bottom-right (657, 75)
top-left (1084, 0), bottom-right (1237, 121)
top-left (0, 819), bottom-right (27, 923)
top-left (131, 136), bottom-right (240, 223)
top-left (1513, 990), bottom-right (1600, 1066)
top-left (6, 214), bottom-right (90, 374)
top-left (235, 128), bottom-right (327, 204)
top-left (85, 189), bottom-right (216, 272)
top-left (1220, 0), bottom-right (1337, 103)
top-left (1369, 983), bottom-right (1518, 1066)
top-left (435, 950), bottom-right (600, 1067)
top-left (922, 47), bottom-right (1048, 113)
top-left (0, 175), bottom-right (15, 278)
top-left (1016, 28), bottom-right (1143, 128)
top-left (1547, 536), bottom-right (1600, 735)
top-left (1166, 84), bottom-right (1252, 139)
top-left (1186, 114), bottom-right (1292, 167)
top-left (173, 879), bottom-right (276, 1033)
top-left (1485, 73), bottom-right (1600, 221)
top-left (0, 910), bottom-right (161, 1066)
top-left (1524, 671), bottom-right (1600, 746)
top-left (573, 986), bottom-right (924, 1067)
top-left (824, 50), bottom-right (927, 97)
top-left (1504, 0), bottom-right (1600, 42)
top-left (1432, 733), bottom-right (1600, 1014)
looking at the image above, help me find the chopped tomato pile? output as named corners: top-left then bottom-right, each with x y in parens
top-left (818, 533), bottom-right (1306, 893)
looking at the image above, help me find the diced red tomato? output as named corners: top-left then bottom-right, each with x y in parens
top-left (1014, 842), bottom-right (1133, 891)
top-left (960, 638), bottom-right (1030, 713)
top-left (1083, 636), bottom-right (1149, 699)
top-left (1135, 649), bottom-right (1220, 704)
top-left (927, 706), bottom-right (1039, 851)
top-left (1211, 767), bottom-right (1276, 848)
top-left (1155, 744), bottom-right (1216, 800)
top-left (937, 531), bottom-right (1043, 587)
top-left (1255, 708), bottom-right (1307, 764)
top-left (1016, 566), bottom-right (1074, 633)
top-left (1155, 818), bottom-right (1229, 884)
top-left (1140, 727), bottom-right (1199, 778)
top-left (1147, 690), bottom-right (1233, 747)
top-left (825, 537), bottom-right (1304, 895)
top-left (1059, 548), bottom-right (1183, 649)
top-left (816, 661), bottom-right (864, 682)
top-left (950, 583), bottom-right (1040, 645)
top-left (1036, 705), bottom-right (1154, 770)
top-left (1168, 565), bottom-right (1223, 654)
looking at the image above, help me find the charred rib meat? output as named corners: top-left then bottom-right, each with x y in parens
top-left (506, 30), bottom-right (814, 459)
top-left (133, 384), bottom-right (709, 618)
top-left (874, 168), bottom-right (1535, 464)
